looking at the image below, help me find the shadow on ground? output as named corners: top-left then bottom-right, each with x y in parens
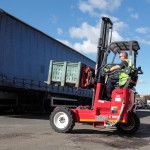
top-left (69, 123), bottom-right (150, 149)
top-left (0, 111), bottom-right (50, 120)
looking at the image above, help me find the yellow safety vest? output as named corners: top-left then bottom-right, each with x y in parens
top-left (119, 59), bottom-right (129, 86)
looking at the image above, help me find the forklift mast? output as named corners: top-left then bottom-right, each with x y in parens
top-left (95, 17), bottom-right (113, 82)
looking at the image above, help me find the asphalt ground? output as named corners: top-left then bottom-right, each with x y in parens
top-left (0, 110), bottom-right (150, 150)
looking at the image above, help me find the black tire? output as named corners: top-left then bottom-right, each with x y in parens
top-left (50, 107), bottom-right (75, 133)
top-left (116, 112), bottom-right (140, 135)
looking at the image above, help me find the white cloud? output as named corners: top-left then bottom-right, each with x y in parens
top-left (57, 39), bottom-right (72, 47)
top-left (69, 22), bottom-right (99, 42)
top-left (78, 0), bottom-right (122, 16)
top-left (57, 28), bottom-right (63, 35)
top-left (113, 21), bottom-right (128, 31)
top-left (57, 38), bottom-right (96, 54)
top-left (73, 40), bottom-right (97, 53)
top-left (67, 19), bottom-right (126, 54)
top-left (112, 31), bottom-right (124, 41)
top-left (58, 0), bottom-right (130, 55)
top-left (78, 1), bottom-right (94, 14)
top-left (131, 13), bottom-right (139, 19)
top-left (69, 22), bottom-right (100, 53)
top-left (135, 36), bottom-right (150, 46)
top-left (140, 39), bottom-right (150, 45)
top-left (64, 29), bottom-right (124, 54)
top-left (135, 27), bottom-right (149, 34)
top-left (127, 7), bottom-right (139, 19)
top-left (58, 0), bottom-right (129, 55)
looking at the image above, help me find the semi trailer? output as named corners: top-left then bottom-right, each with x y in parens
top-left (0, 9), bottom-right (95, 113)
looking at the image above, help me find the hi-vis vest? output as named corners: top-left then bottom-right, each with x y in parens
top-left (119, 59), bottom-right (129, 86)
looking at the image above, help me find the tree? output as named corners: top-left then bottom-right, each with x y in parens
top-left (144, 95), bottom-right (150, 100)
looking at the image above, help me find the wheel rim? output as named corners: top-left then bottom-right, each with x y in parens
top-left (53, 112), bottom-right (69, 129)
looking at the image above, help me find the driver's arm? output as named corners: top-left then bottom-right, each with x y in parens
top-left (109, 65), bottom-right (121, 71)
top-left (109, 61), bottom-right (128, 72)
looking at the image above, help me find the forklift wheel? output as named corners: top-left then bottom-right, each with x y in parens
top-left (50, 107), bottom-right (75, 133)
top-left (116, 112), bottom-right (140, 134)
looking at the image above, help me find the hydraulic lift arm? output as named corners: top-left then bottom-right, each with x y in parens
top-left (95, 17), bottom-right (113, 82)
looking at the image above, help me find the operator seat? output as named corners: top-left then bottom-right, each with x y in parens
top-left (124, 68), bottom-right (138, 88)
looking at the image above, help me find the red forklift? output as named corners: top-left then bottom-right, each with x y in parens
top-left (49, 17), bottom-right (143, 134)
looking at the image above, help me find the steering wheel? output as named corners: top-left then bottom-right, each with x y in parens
top-left (102, 64), bottom-right (121, 75)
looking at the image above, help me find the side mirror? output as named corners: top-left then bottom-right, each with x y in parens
top-left (137, 67), bottom-right (143, 74)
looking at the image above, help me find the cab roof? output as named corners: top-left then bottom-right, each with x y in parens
top-left (109, 41), bottom-right (140, 54)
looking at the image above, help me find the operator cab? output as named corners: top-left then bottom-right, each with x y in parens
top-left (109, 41), bottom-right (142, 87)
top-left (101, 41), bottom-right (143, 99)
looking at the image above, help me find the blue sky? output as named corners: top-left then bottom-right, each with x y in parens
top-left (0, 0), bottom-right (150, 96)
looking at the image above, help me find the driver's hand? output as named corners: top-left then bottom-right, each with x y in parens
top-left (104, 68), bottom-right (110, 72)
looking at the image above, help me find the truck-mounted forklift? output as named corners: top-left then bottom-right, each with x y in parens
top-left (49, 17), bottom-right (143, 134)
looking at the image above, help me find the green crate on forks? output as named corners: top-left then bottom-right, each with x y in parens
top-left (46, 60), bottom-right (83, 87)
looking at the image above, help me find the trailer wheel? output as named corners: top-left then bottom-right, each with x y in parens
top-left (116, 112), bottom-right (140, 134)
top-left (50, 107), bottom-right (75, 133)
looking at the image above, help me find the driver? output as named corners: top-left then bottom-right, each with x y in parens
top-left (106, 52), bottom-right (128, 99)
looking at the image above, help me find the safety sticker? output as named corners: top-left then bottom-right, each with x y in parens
top-left (111, 106), bottom-right (118, 113)
top-left (115, 97), bottom-right (121, 102)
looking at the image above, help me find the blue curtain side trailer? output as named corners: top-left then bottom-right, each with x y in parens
top-left (0, 9), bottom-right (95, 113)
